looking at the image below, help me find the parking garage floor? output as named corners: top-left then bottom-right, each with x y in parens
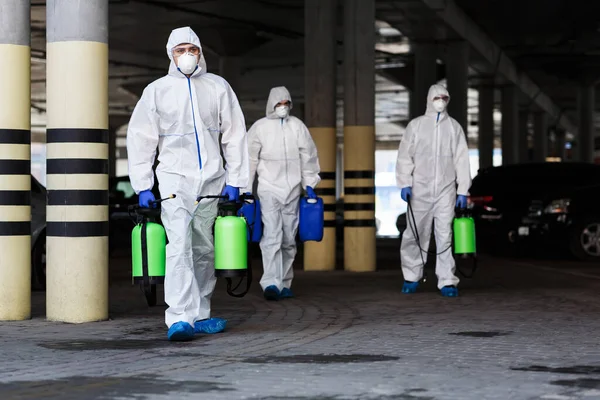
top-left (2, 250), bottom-right (600, 400)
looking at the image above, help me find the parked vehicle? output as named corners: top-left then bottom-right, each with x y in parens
top-left (31, 175), bottom-right (47, 291)
top-left (468, 162), bottom-right (600, 253)
top-left (514, 183), bottom-right (600, 260)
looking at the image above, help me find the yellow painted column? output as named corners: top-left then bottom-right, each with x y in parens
top-left (343, 0), bottom-right (376, 272)
top-left (304, 127), bottom-right (336, 271)
top-left (46, 0), bottom-right (109, 323)
top-left (0, 0), bottom-right (32, 320)
top-left (304, 0), bottom-right (338, 271)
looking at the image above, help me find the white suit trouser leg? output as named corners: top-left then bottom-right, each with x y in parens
top-left (259, 195), bottom-right (299, 291)
top-left (400, 195), bottom-right (459, 289)
top-left (163, 199), bottom-right (218, 328)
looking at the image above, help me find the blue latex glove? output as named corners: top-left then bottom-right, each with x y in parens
top-left (139, 190), bottom-right (156, 208)
top-left (222, 185), bottom-right (240, 201)
top-left (401, 187), bottom-right (412, 202)
top-left (306, 186), bottom-right (317, 199)
top-left (456, 195), bottom-right (467, 209)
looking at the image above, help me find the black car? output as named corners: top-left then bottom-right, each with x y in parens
top-left (468, 162), bottom-right (600, 253)
top-left (514, 183), bottom-right (600, 260)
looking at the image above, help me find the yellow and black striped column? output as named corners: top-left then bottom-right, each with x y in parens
top-left (0, 1), bottom-right (31, 320)
top-left (343, 0), bottom-right (376, 272)
top-left (46, 0), bottom-right (109, 323)
top-left (303, 0), bottom-right (337, 271)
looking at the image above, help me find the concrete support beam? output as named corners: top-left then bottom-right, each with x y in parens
top-left (519, 110), bottom-right (530, 163)
top-left (0, 0), bottom-right (31, 321)
top-left (446, 41), bottom-right (469, 134)
top-left (411, 43), bottom-right (437, 119)
top-left (501, 86), bottom-right (519, 165)
top-left (477, 85), bottom-right (494, 170)
top-left (577, 84), bottom-right (595, 163)
top-left (343, 0), bottom-right (376, 272)
top-left (46, 0), bottom-right (109, 323)
top-left (421, 0), bottom-right (578, 135)
top-left (304, 0), bottom-right (337, 271)
top-left (533, 112), bottom-right (548, 163)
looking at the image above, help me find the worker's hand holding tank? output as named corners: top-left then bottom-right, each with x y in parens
top-left (401, 187), bottom-right (412, 202)
top-left (139, 190), bottom-right (156, 208)
top-left (221, 185), bottom-right (240, 202)
top-left (456, 195), bottom-right (467, 209)
top-left (306, 186), bottom-right (317, 199)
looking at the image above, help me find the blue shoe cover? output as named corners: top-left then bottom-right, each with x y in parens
top-left (441, 286), bottom-right (458, 297)
top-left (402, 281), bottom-right (419, 294)
top-left (167, 321), bottom-right (194, 341)
top-left (280, 288), bottom-right (294, 299)
top-left (194, 318), bottom-right (227, 334)
top-left (264, 285), bottom-right (280, 301)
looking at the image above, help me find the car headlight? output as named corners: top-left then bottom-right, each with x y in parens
top-left (544, 198), bottom-right (570, 214)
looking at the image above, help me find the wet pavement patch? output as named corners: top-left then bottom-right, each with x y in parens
top-left (0, 375), bottom-right (234, 399)
top-left (38, 339), bottom-right (195, 351)
top-left (242, 354), bottom-right (400, 364)
top-left (511, 365), bottom-right (600, 375)
top-left (550, 378), bottom-right (600, 389)
top-left (449, 331), bottom-right (511, 338)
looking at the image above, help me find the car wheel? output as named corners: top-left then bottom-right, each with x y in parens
top-left (570, 217), bottom-right (600, 261)
top-left (31, 232), bottom-right (46, 291)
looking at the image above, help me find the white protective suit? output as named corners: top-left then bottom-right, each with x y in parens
top-left (396, 84), bottom-right (471, 289)
top-left (127, 27), bottom-right (249, 328)
top-left (245, 87), bottom-right (321, 291)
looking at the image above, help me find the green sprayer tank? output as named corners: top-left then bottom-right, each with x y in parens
top-left (214, 215), bottom-right (248, 278)
top-left (132, 221), bottom-right (166, 281)
top-left (453, 209), bottom-right (476, 255)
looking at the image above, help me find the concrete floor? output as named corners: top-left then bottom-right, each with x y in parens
top-left (1, 248), bottom-right (600, 399)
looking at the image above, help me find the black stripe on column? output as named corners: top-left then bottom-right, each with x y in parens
top-left (320, 172), bottom-right (336, 180)
top-left (324, 203), bottom-right (337, 212)
top-left (47, 129), bottom-right (109, 144)
top-left (344, 203), bottom-right (375, 211)
top-left (324, 220), bottom-right (337, 228)
top-left (48, 190), bottom-right (109, 206)
top-left (0, 160), bottom-right (30, 175)
top-left (344, 219), bottom-right (376, 227)
top-left (47, 159), bottom-right (108, 174)
top-left (0, 222), bottom-right (30, 236)
top-left (47, 221), bottom-right (109, 237)
top-left (315, 188), bottom-right (336, 196)
top-left (344, 170), bottom-right (375, 179)
top-left (0, 129), bottom-right (31, 144)
top-left (345, 187), bottom-right (375, 195)
top-left (0, 191), bottom-right (31, 206)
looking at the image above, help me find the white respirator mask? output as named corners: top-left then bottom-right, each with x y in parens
top-left (432, 99), bottom-right (447, 113)
top-left (275, 105), bottom-right (290, 119)
top-left (177, 53), bottom-right (199, 75)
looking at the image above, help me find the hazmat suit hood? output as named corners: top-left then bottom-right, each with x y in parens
top-left (266, 86), bottom-right (293, 119)
top-left (166, 26), bottom-right (208, 78)
top-left (425, 84), bottom-right (451, 117)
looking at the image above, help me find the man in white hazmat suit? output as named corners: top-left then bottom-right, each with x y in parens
top-left (396, 84), bottom-right (471, 297)
top-left (127, 27), bottom-right (249, 341)
top-left (244, 87), bottom-right (321, 301)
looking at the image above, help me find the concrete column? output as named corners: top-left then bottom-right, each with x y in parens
top-left (46, 0), bottom-right (109, 323)
top-left (533, 112), bottom-right (548, 162)
top-left (411, 43), bottom-right (437, 119)
top-left (577, 84), bottom-right (595, 163)
top-left (343, 0), bottom-right (376, 272)
top-left (518, 110), bottom-right (530, 163)
top-left (501, 86), bottom-right (519, 165)
top-left (446, 42), bottom-right (469, 134)
top-left (0, 1), bottom-right (31, 321)
top-left (219, 56), bottom-right (241, 93)
top-left (478, 85), bottom-right (494, 169)
top-left (304, 0), bottom-right (337, 271)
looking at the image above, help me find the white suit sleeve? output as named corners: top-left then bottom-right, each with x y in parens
top-left (454, 123), bottom-right (472, 195)
top-left (219, 81), bottom-right (249, 189)
top-left (298, 122), bottom-right (321, 189)
top-left (127, 88), bottom-right (159, 195)
top-left (396, 121), bottom-right (416, 188)
top-left (244, 122), bottom-right (261, 193)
